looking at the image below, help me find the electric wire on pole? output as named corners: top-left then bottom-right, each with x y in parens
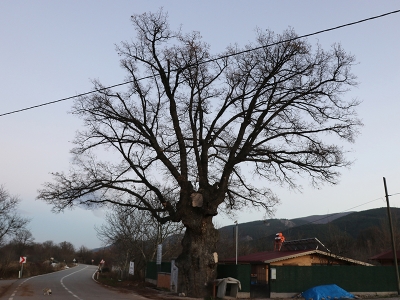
top-left (383, 177), bottom-right (400, 295)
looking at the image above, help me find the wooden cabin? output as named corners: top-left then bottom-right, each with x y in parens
top-left (221, 237), bottom-right (371, 285)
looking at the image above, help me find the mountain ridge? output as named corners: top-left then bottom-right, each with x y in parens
top-left (217, 207), bottom-right (400, 256)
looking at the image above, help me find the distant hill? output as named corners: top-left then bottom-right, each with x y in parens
top-left (291, 212), bottom-right (354, 224)
top-left (218, 211), bottom-right (353, 240)
top-left (330, 207), bottom-right (400, 238)
top-left (217, 207), bottom-right (400, 254)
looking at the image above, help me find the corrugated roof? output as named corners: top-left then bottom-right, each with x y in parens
top-left (221, 249), bottom-right (372, 266)
top-left (281, 237), bottom-right (330, 252)
top-left (370, 249), bottom-right (400, 260)
top-left (222, 249), bottom-right (311, 263)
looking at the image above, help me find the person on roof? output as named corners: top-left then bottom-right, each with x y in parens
top-left (275, 232), bottom-right (285, 242)
top-left (274, 232), bottom-right (285, 251)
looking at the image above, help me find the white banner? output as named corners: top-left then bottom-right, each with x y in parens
top-left (156, 244), bottom-right (162, 265)
top-left (170, 260), bottom-right (178, 293)
top-left (129, 261), bottom-right (134, 275)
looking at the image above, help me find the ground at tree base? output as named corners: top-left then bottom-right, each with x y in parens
top-left (95, 276), bottom-right (201, 300)
top-left (95, 279), bottom-right (400, 300)
top-left (2, 277), bottom-right (398, 300)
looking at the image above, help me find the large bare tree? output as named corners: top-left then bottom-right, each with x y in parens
top-left (37, 10), bottom-right (361, 296)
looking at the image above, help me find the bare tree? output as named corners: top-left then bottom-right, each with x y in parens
top-left (76, 245), bottom-right (93, 264)
top-left (0, 185), bottom-right (30, 246)
top-left (9, 229), bottom-right (34, 256)
top-left (58, 241), bottom-right (76, 263)
top-left (0, 229), bottom-right (34, 277)
top-left (37, 9), bottom-right (361, 296)
top-left (96, 206), bottom-right (183, 278)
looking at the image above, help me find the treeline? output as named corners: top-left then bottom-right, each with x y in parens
top-left (0, 185), bottom-right (184, 280)
top-left (0, 183), bottom-right (184, 281)
top-left (0, 239), bottom-right (94, 279)
top-left (0, 185), bottom-right (109, 278)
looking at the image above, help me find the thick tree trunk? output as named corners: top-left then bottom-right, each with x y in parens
top-left (176, 215), bottom-right (219, 297)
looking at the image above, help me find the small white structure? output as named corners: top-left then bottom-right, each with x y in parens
top-left (215, 277), bottom-right (241, 298)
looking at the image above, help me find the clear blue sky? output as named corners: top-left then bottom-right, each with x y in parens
top-left (1, 1), bottom-right (400, 249)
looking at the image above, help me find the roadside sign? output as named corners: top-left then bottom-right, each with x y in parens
top-left (19, 257), bottom-right (26, 278)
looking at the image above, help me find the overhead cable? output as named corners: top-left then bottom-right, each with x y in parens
top-left (1, 9), bottom-right (399, 118)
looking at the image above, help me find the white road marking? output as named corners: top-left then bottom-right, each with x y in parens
top-left (8, 277), bottom-right (31, 300)
top-left (60, 265), bottom-right (89, 300)
top-left (7, 265), bottom-right (89, 299)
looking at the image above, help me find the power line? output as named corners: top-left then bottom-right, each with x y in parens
top-left (0, 80), bottom-right (150, 117)
top-left (205, 9), bottom-right (400, 65)
top-left (1, 9), bottom-right (399, 118)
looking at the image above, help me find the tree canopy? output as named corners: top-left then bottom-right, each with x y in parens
top-left (37, 9), bottom-right (361, 296)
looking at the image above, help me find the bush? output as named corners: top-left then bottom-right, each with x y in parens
top-left (0, 261), bottom-right (19, 279)
top-left (0, 261), bottom-right (67, 279)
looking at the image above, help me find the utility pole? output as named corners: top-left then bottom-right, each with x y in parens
top-left (383, 177), bottom-right (400, 295)
top-left (234, 221), bottom-right (238, 265)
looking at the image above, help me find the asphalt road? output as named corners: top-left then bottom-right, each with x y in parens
top-left (0, 264), bottom-right (148, 300)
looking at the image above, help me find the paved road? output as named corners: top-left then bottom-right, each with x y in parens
top-left (0, 264), bottom-right (148, 300)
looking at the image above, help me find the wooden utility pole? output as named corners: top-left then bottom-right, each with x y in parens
top-left (383, 177), bottom-right (400, 295)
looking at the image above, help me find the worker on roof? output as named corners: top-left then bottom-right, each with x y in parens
top-left (275, 232), bottom-right (285, 242)
top-left (274, 232), bottom-right (285, 251)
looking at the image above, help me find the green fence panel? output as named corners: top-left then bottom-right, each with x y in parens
top-left (146, 261), bottom-right (157, 280)
top-left (148, 263), bottom-right (400, 294)
top-left (217, 264), bottom-right (251, 293)
top-left (270, 266), bottom-right (400, 293)
top-left (160, 262), bottom-right (171, 273)
top-left (146, 261), bottom-right (173, 280)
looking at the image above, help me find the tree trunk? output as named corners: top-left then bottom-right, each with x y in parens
top-left (176, 214), bottom-right (219, 297)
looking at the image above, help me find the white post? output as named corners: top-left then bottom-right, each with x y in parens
top-left (235, 221), bottom-right (238, 265)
